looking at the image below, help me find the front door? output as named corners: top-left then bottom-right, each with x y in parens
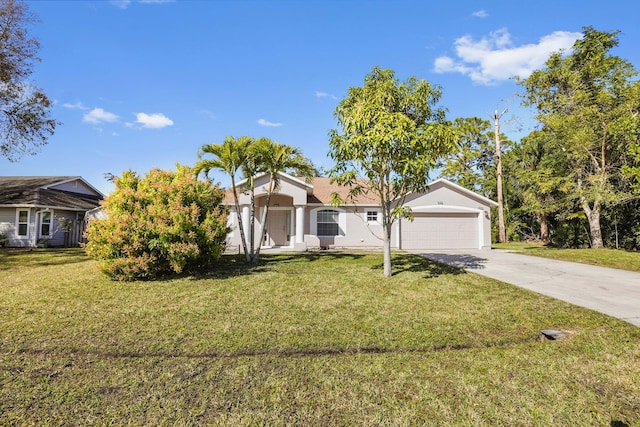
top-left (267, 210), bottom-right (291, 246)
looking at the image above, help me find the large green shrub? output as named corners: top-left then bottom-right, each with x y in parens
top-left (85, 165), bottom-right (229, 280)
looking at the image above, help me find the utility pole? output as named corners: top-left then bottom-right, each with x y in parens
top-left (493, 109), bottom-right (507, 243)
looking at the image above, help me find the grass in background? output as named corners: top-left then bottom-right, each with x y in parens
top-left (493, 243), bottom-right (640, 273)
top-left (1, 248), bottom-right (639, 425)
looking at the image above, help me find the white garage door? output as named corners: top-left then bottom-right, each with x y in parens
top-left (400, 212), bottom-right (478, 250)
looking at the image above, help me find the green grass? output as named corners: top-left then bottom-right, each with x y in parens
top-left (494, 243), bottom-right (640, 273)
top-left (1, 248), bottom-right (640, 425)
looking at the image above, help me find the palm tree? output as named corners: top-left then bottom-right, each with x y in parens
top-left (194, 136), bottom-right (253, 262)
top-left (251, 138), bottom-right (316, 263)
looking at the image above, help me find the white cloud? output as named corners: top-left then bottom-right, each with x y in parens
top-left (62, 101), bottom-right (88, 110)
top-left (257, 118), bottom-right (283, 127)
top-left (110, 0), bottom-right (131, 9)
top-left (111, 0), bottom-right (173, 8)
top-left (135, 112), bottom-right (174, 129)
top-left (472, 10), bottom-right (488, 18)
top-left (433, 28), bottom-right (581, 85)
top-left (315, 91), bottom-right (337, 100)
top-left (200, 109), bottom-right (217, 120)
top-left (83, 108), bottom-right (119, 124)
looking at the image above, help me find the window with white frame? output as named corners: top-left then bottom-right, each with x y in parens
top-left (16, 210), bottom-right (29, 236)
top-left (317, 209), bottom-right (339, 236)
top-left (366, 211), bottom-right (378, 223)
top-left (40, 211), bottom-right (52, 237)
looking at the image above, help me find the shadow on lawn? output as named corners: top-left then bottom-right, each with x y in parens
top-left (415, 252), bottom-right (489, 270)
top-left (0, 248), bottom-right (91, 271)
top-left (195, 251), bottom-right (367, 280)
top-left (372, 253), bottom-right (466, 277)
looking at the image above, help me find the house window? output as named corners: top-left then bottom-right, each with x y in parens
top-left (41, 212), bottom-right (52, 237)
top-left (17, 210), bottom-right (29, 236)
top-left (317, 209), bottom-right (339, 236)
top-left (366, 211), bottom-right (378, 222)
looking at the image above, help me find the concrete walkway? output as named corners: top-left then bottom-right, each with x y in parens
top-left (415, 249), bottom-right (640, 327)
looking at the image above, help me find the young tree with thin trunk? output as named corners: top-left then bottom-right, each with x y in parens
top-left (329, 67), bottom-right (457, 277)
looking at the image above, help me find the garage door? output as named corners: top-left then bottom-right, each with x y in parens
top-left (400, 212), bottom-right (478, 250)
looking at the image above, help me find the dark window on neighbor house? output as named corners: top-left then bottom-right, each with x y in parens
top-left (41, 212), bottom-right (51, 236)
top-left (317, 209), bottom-right (339, 236)
top-left (367, 211), bottom-right (378, 222)
top-left (17, 210), bottom-right (28, 236)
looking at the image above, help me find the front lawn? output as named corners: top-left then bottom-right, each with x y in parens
top-left (493, 243), bottom-right (640, 273)
top-left (1, 249), bottom-right (639, 425)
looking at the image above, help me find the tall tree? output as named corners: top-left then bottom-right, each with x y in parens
top-left (519, 27), bottom-right (639, 248)
top-left (0, 0), bottom-right (56, 162)
top-left (251, 138), bottom-right (315, 263)
top-left (194, 136), bottom-right (252, 262)
top-left (195, 136), bottom-right (315, 264)
top-left (438, 117), bottom-right (495, 194)
top-left (329, 66), bottom-right (457, 277)
top-left (509, 129), bottom-right (571, 243)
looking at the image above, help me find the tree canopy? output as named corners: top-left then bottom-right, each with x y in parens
top-left (0, 0), bottom-right (56, 162)
top-left (329, 66), bottom-right (457, 276)
top-left (194, 136), bottom-right (315, 264)
top-left (518, 27), bottom-right (640, 248)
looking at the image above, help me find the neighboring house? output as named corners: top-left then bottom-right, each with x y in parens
top-left (225, 172), bottom-right (498, 252)
top-left (0, 176), bottom-right (103, 248)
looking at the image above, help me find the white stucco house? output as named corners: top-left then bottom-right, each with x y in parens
top-left (0, 176), bottom-right (103, 248)
top-left (225, 172), bottom-right (497, 252)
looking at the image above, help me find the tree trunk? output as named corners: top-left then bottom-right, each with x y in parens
top-left (231, 178), bottom-right (251, 262)
top-left (580, 196), bottom-right (603, 248)
top-left (249, 190), bottom-right (256, 261)
top-left (253, 196), bottom-right (272, 264)
top-left (383, 222), bottom-right (392, 277)
top-left (586, 207), bottom-right (604, 248)
top-left (539, 212), bottom-right (550, 244)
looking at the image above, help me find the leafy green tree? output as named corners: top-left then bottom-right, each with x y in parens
top-left (251, 138), bottom-right (316, 263)
top-left (194, 136), bottom-right (252, 262)
top-left (508, 129), bottom-right (571, 243)
top-left (329, 66), bottom-right (457, 277)
top-left (621, 81), bottom-right (640, 193)
top-left (195, 136), bottom-right (315, 264)
top-left (85, 165), bottom-right (229, 281)
top-left (438, 117), bottom-right (498, 195)
top-left (519, 27), bottom-right (639, 248)
top-left (0, 0), bottom-right (57, 162)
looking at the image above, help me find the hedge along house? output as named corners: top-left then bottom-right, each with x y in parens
top-left (225, 172), bottom-right (497, 252)
top-left (0, 176), bottom-right (103, 248)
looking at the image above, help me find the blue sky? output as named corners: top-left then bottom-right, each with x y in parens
top-left (2, 0), bottom-right (639, 194)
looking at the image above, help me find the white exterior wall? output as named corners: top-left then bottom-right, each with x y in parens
top-left (401, 181), bottom-right (495, 249)
top-left (224, 176), bottom-right (496, 252)
top-left (0, 207), bottom-right (36, 247)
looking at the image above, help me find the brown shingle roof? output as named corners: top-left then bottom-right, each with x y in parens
top-left (0, 176), bottom-right (103, 211)
top-left (306, 177), bottom-right (379, 205)
top-left (222, 175), bottom-right (380, 205)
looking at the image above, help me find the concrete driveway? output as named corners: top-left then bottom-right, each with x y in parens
top-left (415, 249), bottom-right (640, 327)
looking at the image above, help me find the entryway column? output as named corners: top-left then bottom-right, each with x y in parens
top-left (295, 205), bottom-right (305, 243)
top-left (242, 205), bottom-right (251, 247)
